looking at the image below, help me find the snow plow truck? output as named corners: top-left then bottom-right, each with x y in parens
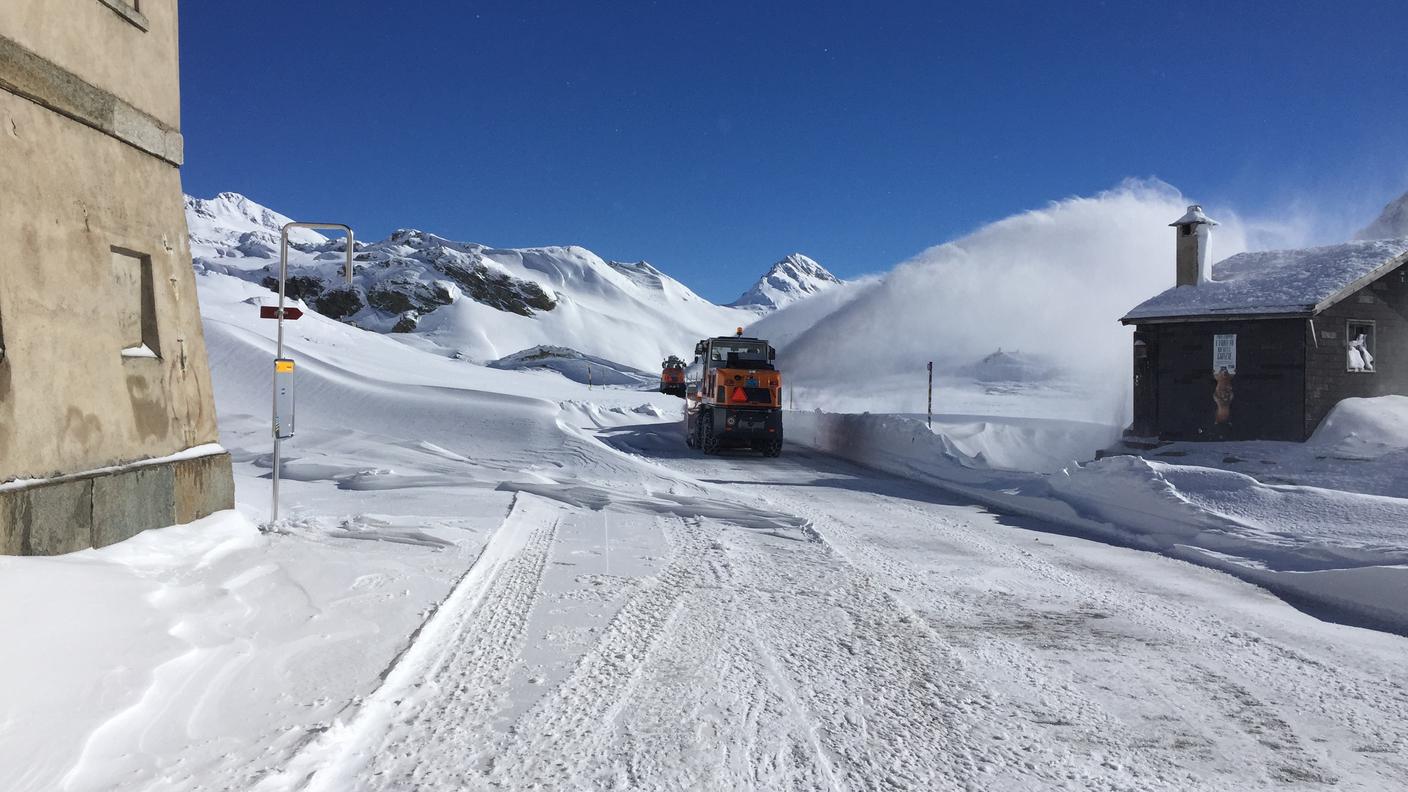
top-left (684, 329), bottom-right (783, 456)
top-left (659, 355), bottom-right (687, 397)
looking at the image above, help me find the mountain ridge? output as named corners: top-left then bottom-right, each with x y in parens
top-left (185, 192), bottom-right (798, 371)
top-left (1355, 190), bottom-right (1408, 241)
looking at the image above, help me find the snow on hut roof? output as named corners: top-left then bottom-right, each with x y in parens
top-left (1123, 238), bottom-right (1408, 322)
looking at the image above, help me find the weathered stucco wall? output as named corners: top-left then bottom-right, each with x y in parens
top-left (0, 89), bottom-right (220, 482)
top-left (0, 0), bottom-right (180, 128)
top-left (1, 0), bottom-right (230, 555)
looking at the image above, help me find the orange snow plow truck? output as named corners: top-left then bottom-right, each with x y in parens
top-left (659, 355), bottom-right (687, 397)
top-left (684, 329), bottom-right (783, 457)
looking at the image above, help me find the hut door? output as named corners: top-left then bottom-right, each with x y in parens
top-left (1132, 331), bottom-right (1157, 436)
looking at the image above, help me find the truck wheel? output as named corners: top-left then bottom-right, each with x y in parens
top-left (764, 438), bottom-right (783, 457)
top-left (701, 413), bottom-right (720, 454)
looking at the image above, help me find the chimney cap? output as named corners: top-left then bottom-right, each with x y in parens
top-left (1170, 204), bottom-right (1218, 227)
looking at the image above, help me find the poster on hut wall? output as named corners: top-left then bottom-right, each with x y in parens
top-left (1213, 333), bottom-right (1237, 375)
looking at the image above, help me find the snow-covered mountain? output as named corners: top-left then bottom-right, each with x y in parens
top-left (729, 253), bottom-right (842, 310)
top-left (186, 192), bottom-right (328, 252)
top-left (1355, 190), bottom-right (1408, 240)
top-left (186, 193), bottom-right (772, 372)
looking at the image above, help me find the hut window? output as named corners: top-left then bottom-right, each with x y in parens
top-left (1347, 320), bottom-right (1375, 373)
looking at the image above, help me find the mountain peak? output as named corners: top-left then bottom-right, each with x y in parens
top-left (730, 253), bottom-right (841, 310)
top-left (185, 192), bottom-right (329, 245)
top-left (1355, 190), bottom-right (1408, 241)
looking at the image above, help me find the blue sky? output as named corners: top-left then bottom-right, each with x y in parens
top-left (180, 1), bottom-right (1408, 302)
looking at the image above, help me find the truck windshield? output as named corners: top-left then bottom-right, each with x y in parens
top-left (709, 341), bottom-right (769, 366)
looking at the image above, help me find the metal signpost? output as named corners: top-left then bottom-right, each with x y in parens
top-left (927, 361), bottom-right (933, 428)
top-left (268, 221), bottom-right (355, 524)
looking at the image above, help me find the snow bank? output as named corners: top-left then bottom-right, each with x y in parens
top-left (1055, 456), bottom-right (1408, 569)
top-left (785, 411), bottom-right (1118, 474)
top-left (0, 510), bottom-right (481, 791)
top-left (1309, 394), bottom-right (1408, 459)
top-left (789, 408), bottom-right (1408, 634)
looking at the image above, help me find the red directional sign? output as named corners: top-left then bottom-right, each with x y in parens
top-left (259, 306), bottom-right (303, 320)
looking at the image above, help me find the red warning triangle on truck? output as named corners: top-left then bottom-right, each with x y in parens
top-left (731, 386), bottom-right (748, 402)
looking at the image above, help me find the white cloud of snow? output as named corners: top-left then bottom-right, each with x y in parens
top-left (781, 179), bottom-right (1274, 422)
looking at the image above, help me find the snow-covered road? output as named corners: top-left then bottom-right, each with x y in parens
top-left (257, 421), bottom-right (1407, 792)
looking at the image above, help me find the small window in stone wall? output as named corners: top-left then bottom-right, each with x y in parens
top-left (112, 248), bottom-right (160, 359)
top-left (1347, 320), bottom-right (1375, 373)
top-left (98, 0), bottom-right (148, 31)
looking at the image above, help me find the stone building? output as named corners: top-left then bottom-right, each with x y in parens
top-left (1122, 205), bottom-right (1408, 442)
top-left (1, 0), bottom-right (233, 554)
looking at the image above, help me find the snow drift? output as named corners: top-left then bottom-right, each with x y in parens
top-left (789, 402), bottom-right (1408, 634)
top-left (488, 345), bottom-right (655, 386)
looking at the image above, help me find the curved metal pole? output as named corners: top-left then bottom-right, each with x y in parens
top-left (271, 222), bottom-right (355, 524)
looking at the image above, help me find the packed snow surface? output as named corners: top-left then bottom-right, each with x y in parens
top-left (1124, 239), bottom-right (1408, 320)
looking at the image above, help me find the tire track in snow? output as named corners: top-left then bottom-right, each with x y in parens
top-left (724, 460), bottom-right (1394, 789)
top-left (716, 524), bottom-right (1001, 790)
top-left (606, 543), bottom-right (839, 791)
top-left (763, 494), bottom-right (1209, 790)
top-left (848, 495), bottom-right (1353, 788)
top-left (253, 493), bottom-right (560, 792)
top-left (362, 503), bottom-right (560, 790)
top-left (482, 516), bottom-right (712, 789)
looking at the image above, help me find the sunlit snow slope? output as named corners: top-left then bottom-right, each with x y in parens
top-left (187, 193), bottom-right (767, 371)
